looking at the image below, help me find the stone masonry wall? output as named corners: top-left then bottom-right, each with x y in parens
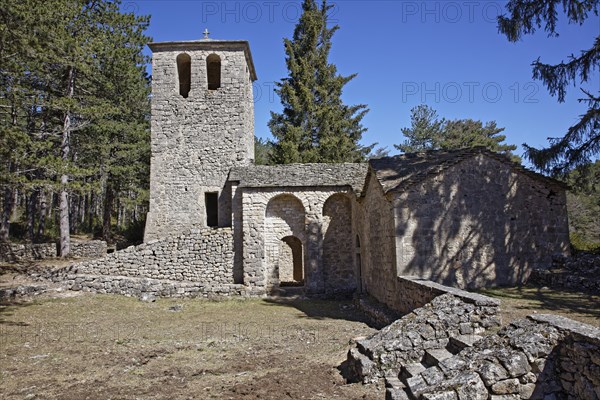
top-left (0, 242), bottom-right (57, 262)
top-left (48, 228), bottom-right (240, 298)
top-left (393, 155), bottom-right (570, 289)
top-left (241, 187), bottom-right (358, 295)
top-left (145, 42), bottom-right (254, 241)
top-left (529, 252), bottom-right (600, 294)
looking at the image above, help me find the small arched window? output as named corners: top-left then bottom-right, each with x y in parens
top-left (176, 53), bottom-right (191, 98)
top-left (206, 54), bottom-right (221, 90)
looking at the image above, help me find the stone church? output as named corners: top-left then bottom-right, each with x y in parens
top-left (65, 37), bottom-right (570, 306)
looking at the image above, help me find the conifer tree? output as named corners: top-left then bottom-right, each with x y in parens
top-left (395, 105), bottom-right (519, 161)
top-left (0, 0), bottom-right (150, 251)
top-left (498, 0), bottom-right (599, 174)
top-left (269, 0), bottom-right (369, 164)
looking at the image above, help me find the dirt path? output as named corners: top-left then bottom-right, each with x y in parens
top-left (1, 294), bottom-right (384, 400)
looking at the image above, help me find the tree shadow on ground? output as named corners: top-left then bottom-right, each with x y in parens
top-left (261, 298), bottom-right (376, 327)
top-left (0, 301), bottom-right (36, 326)
top-left (477, 286), bottom-right (600, 322)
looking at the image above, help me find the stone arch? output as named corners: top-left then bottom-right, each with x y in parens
top-left (176, 53), bottom-right (191, 98)
top-left (264, 194), bottom-right (306, 290)
top-left (322, 193), bottom-right (355, 294)
top-left (206, 54), bottom-right (221, 90)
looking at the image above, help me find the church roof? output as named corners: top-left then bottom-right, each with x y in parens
top-left (369, 147), bottom-right (566, 195)
top-left (229, 163), bottom-right (369, 194)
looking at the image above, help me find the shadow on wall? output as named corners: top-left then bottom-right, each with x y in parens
top-left (323, 193), bottom-right (355, 295)
top-left (392, 156), bottom-right (568, 289)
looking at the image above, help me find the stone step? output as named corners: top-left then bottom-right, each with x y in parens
top-left (405, 374), bottom-right (428, 400)
top-left (400, 362), bottom-right (427, 384)
top-left (385, 386), bottom-right (410, 400)
top-left (385, 375), bottom-right (405, 389)
top-left (447, 334), bottom-right (483, 354)
top-left (422, 348), bottom-right (454, 368)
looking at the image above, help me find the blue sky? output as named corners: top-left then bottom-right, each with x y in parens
top-left (130, 0), bottom-right (599, 162)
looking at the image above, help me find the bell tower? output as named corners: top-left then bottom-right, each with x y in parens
top-left (144, 36), bottom-right (257, 241)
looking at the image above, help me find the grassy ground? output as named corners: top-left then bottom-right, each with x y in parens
top-left (0, 294), bottom-right (384, 400)
top-left (477, 286), bottom-right (600, 327)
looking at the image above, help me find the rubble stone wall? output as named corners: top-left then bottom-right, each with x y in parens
top-left (0, 242), bottom-right (57, 262)
top-left (69, 240), bottom-right (107, 259)
top-left (48, 228), bottom-right (240, 298)
top-left (529, 252), bottom-right (600, 294)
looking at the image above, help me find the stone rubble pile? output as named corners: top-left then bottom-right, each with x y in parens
top-left (343, 293), bottom-right (501, 384)
top-left (386, 314), bottom-right (600, 400)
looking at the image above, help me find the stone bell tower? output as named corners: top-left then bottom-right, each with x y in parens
top-left (144, 35), bottom-right (257, 241)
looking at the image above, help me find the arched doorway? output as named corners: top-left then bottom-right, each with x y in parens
top-left (279, 236), bottom-right (304, 286)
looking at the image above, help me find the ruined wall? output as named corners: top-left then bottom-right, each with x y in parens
top-left (529, 253), bottom-right (600, 294)
top-left (48, 228), bottom-right (238, 298)
top-left (344, 281), bottom-right (501, 383)
top-left (394, 155), bottom-right (570, 289)
top-left (397, 314), bottom-right (600, 400)
top-left (241, 188), bottom-right (358, 295)
top-left (145, 42), bottom-right (255, 241)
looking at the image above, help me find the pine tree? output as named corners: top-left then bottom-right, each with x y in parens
top-left (394, 105), bottom-right (445, 153)
top-left (498, 0), bottom-right (599, 174)
top-left (395, 105), bottom-right (519, 161)
top-left (269, 0), bottom-right (369, 164)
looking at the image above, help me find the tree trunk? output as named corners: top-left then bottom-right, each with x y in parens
top-left (103, 183), bottom-right (113, 242)
top-left (0, 187), bottom-right (13, 241)
top-left (26, 190), bottom-right (38, 242)
top-left (36, 190), bottom-right (47, 242)
top-left (60, 66), bottom-right (75, 257)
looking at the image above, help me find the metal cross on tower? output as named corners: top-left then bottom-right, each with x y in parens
top-left (203, 28), bottom-right (210, 39)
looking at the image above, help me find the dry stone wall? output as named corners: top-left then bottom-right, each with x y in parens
top-left (529, 253), bottom-right (600, 294)
top-left (0, 242), bottom-right (57, 262)
top-left (48, 228), bottom-right (240, 298)
top-left (69, 240), bottom-right (107, 259)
